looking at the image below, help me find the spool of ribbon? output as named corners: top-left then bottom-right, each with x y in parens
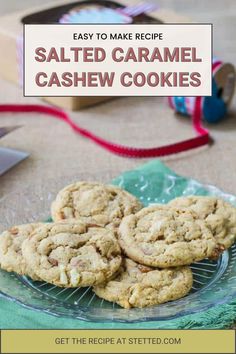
top-left (168, 59), bottom-right (235, 123)
top-left (0, 58), bottom-right (234, 159)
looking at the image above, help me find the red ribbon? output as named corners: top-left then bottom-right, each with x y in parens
top-left (0, 61), bottom-right (222, 158)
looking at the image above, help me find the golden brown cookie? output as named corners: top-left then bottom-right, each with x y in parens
top-left (22, 222), bottom-right (122, 287)
top-left (118, 205), bottom-right (218, 268)
top-left (51, 182), bottom-right (142, 229)
top-left (0, 223), bottom-right (43, 279)
top-left (169, 196), bottom-right (236, 250)
top-left (94, 258), bottom-right (193, 308)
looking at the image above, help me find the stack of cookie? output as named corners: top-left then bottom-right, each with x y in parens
top-left (0, 181), bottom-right (235, 309)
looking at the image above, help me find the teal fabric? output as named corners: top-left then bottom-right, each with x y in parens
top-left (0, 160), bottom-right (235, 329)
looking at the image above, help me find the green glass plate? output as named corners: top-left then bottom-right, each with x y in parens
top-left (0, 163), bottom-right (235, 323)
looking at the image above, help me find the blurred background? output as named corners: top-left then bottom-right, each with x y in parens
top-left (0, 0), bottom-right (236, 200)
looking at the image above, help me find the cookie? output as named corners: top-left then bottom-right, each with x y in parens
top-left (51, 181), bottom-right (142, 229)
top-left (22, 222), bottom-right (122, 287)
top-left (118, 205), bottom-right (218, 268)
top-left (94, 258), bottom-right (193, 308)
top-left (169, 196), bottom-right (236, 249)
top-left (0, 223), bottom-right (42, 279)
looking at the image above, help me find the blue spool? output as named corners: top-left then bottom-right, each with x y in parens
top-left (203, 79), bottom-right (227, 123)
top-left (172, 59), bottom-right (236, 124)
top-left (173, 78), bottom-right (227, 124)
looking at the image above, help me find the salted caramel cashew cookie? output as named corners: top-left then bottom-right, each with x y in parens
top-left (169, 196), bottom-right (236, 250)
top-left (51, 182), bottom-right (142, 229)
top-left (94, 258), bottom-right (193, 309)
top-left (118, 205), bottom-right (218, 268)
top-left (0, 223), bottom-right (43, 279)
top-left (22, 222), bottom-right (122, 287)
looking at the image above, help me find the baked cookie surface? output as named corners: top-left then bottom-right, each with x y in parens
top-left (169, 196), bottom-right (236, 249)
top-left (0, 223), bottom-right (42, 279)
top-left (22, 222), bottom-right (122, 287)
top-left (118, 205), bottom-right (218, 267)
top-left (94, 258), bottom-right (193, 308)
top-left (51, 182), bottom-right (142, 228)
